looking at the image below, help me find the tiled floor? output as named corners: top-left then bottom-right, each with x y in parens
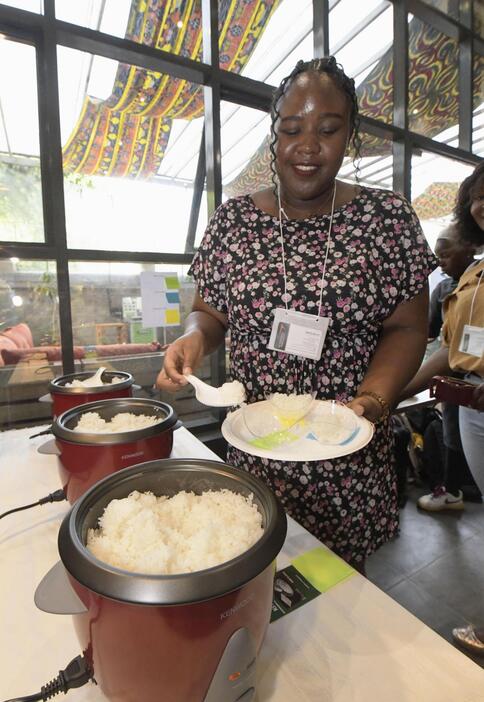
top-left (366, 484), bottom-right (484, 669)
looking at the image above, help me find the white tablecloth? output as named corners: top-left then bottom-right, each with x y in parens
top-left (1, 425), bottom-right (483, 701)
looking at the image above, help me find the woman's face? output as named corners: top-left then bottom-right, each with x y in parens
top-left (469, 176), bottom-right (484, 236)
top-left (275, 71), bottom-right (351, 205)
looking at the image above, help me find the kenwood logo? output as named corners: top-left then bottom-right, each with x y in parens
top-left (121, 451), bottom-right (144, 460)
top-left (220, 594), bottom-right (253, 620)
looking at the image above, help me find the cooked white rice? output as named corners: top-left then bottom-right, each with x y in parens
top-left (74, 411), bottom-right (158, 433)
top-left (218, 380), bottom-right (246, 404)
top-left (65, 376), bottom-right (124, 388)
top-left (270, 393), bottom-right (313, 413)
top-left (86, 489), bottom-right (263, 574)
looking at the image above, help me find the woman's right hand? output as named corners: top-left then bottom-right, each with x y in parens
top-left (156, 330), bottom-right (205, 393)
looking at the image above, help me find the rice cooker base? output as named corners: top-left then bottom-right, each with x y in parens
top-left (69, 565), bottom-right (274, 702)
top-left (52, 388), bottom-right (132, 417)
top-left (57, 433), bottom-right (173, 504)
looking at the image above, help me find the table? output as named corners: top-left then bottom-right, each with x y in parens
top-left (1, 426), bottom-right (483, 702)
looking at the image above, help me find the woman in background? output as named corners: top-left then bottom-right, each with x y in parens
top-left (401, 161), bottom-right (484, 654)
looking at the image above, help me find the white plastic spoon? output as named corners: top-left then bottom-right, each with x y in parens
top-left (185, 374), bottom-right (246, 407)
top-left (82, 366), bottom-right (107, 387)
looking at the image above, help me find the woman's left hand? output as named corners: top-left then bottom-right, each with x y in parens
top-left (347, 395), bottom-right (385, 423)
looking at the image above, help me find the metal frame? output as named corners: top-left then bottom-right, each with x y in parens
top-left (0, 0), bottom-right (482, 419)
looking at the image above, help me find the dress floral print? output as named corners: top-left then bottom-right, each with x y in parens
top-left (190, 187), bottom-right (436, 564)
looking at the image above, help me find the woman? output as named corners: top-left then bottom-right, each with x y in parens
top-left (157, 57), bottom-right (436, 570)
top-left (401, 162), bottom-right (484, 653)
top-left (416, 224), bottom-right (476, 511)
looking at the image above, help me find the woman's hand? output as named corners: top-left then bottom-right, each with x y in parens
top-left (347, 395), bottom-right (386, 423)
top-left (155, 330), bottom-right (205, 393)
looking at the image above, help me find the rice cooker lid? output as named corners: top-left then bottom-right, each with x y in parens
top-left (52, 398), bottom-right (178, 445)
top-left (50, 371), bottom-right (133, 395)
top-left (58, 459), bottom-right (287, 606)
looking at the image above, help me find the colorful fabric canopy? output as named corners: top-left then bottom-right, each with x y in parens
top-left (62, 0), bottom-right (280, 178)
top-left (225, 16), bottom-right (483, 197)
top-left (412, 181), bottom-right (459, 221)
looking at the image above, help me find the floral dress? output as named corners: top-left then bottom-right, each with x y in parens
top-left (189, 187), bottom-right (436, 564)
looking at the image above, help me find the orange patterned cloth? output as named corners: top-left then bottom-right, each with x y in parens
top-left (63, 0), bottom-right (280, 179)
top-left (225, 16), bottom-right (483, 197)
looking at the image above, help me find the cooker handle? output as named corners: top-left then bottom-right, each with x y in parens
top-left (37, 438), bottom-right (61, 456)
top-left (35, 561), bottom-right (87, 615)
top-left (174, 419), bottom-right (183, 431)
top-left (39, 393), bottom-right (53, 403)
top-left (132, 384), bottom-right (142, 391)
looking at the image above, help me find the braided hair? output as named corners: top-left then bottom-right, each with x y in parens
top-left (269, 57), bottom-right (362, 194)
top-left (453, 161), bottom-right (484, 246)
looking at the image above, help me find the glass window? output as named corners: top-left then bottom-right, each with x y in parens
top-left (475, 0), bottom-right (484, 37)
top-left (411, 151), bottom-right (474, 250)
top-left (408, 16), bottom-right (459, 142)
top-left (339, 132), bottom-right (393, 191)
top-left (58, 46), bottom-right (204, 253)
top-left (0, 258), bottom-right (58, 430)
top-left (68, 260), bottom-right (214, 424)
top-left (473, 51), bottom-right (484, 157)
top-left (418, 0), bottom-right (461, 21)
top-left (55, 0), bottom-right (203, 59)
top-left (0, 37), bottom-right (44, 243)
top-left (221, 101), bottom-right (270, 201)
top-left (0, 1), bottom-right (42, 12)
top-left (330, 1), bottom-right (393, 125)
top-left (221, 0), bottom-right (313, 83)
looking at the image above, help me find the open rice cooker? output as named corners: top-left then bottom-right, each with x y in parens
top-left (38, 398), bottom-right (178, 503)
top-left (39, 370), bottom-right (138, 417)
top-left (35, 458), bottom-right (287, 702)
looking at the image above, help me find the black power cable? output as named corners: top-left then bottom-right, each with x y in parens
top-left (0, 489), bottom-right (66, 520)
top-left (3, 654), bottom-right (93, 702)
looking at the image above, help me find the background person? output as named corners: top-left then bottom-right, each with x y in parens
top-left (411, 225), bottom-right (478, 510)
top-left (157, 57), bottom-right (436, 572)
top-left (400, 161), bottom-right (484, 655)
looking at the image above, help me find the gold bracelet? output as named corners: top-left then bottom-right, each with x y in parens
top-left (355, 390), bottom-right (391, 423)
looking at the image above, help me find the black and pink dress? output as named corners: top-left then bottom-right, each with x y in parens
top-left (190, 187), bottom-right (436, 564)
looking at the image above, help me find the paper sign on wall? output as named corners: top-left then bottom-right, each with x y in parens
top-left (140, 272), bottom-right (181, 328)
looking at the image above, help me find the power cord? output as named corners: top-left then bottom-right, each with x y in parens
top-left (3, 654), bottom-right (94, 701)
top-left (0, 489), bottom-right (67, 520)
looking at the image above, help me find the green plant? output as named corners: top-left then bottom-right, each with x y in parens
top-left (32, 272), bottom-right (59, 344)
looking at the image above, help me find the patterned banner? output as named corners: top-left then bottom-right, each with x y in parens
top-left (63, 0), bottom-right (280, 179)
top-left (225, 16), bottom-right (483, 198)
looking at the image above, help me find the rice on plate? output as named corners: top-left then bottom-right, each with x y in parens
top-left (87, 489), bottom-right (263, 574)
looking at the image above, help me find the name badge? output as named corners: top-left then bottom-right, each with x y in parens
top-left (267, 308), bottom-right (330, 361)
top-left (459, 324), bottom-right (484, 358)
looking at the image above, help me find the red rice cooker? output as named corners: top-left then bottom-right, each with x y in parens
top-left (35, 459), bottom-right (287, 702)
top-left (39, 370), bottom-right (138, 418)
top-left (38, 398), bottom-right (178, 503)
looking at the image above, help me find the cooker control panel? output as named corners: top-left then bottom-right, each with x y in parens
top-left (203, 627), bottom-right (257, 702)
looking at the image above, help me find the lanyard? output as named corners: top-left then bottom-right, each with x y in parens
top-left (468, 268), bottom-right (484, 326)
top-left (277, 182), bottom-right (337, 315)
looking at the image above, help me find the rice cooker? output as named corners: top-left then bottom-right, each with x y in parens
top-left (39, 370), bottom-right (138, 417)
top-left (37, 398), bottom-right (178, 503)
top-left (35, 458), bottom-right (287, 702)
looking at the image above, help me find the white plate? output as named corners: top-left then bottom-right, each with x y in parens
top-left (221, 400), bottom-right (374, 462)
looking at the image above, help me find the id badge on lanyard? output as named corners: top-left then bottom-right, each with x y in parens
top-left (458, 269), bottom-right (484, 357)
top-left (458, 324), bottom-right (484, 357)
top-left (267, 308), bottom-right (330, 361)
